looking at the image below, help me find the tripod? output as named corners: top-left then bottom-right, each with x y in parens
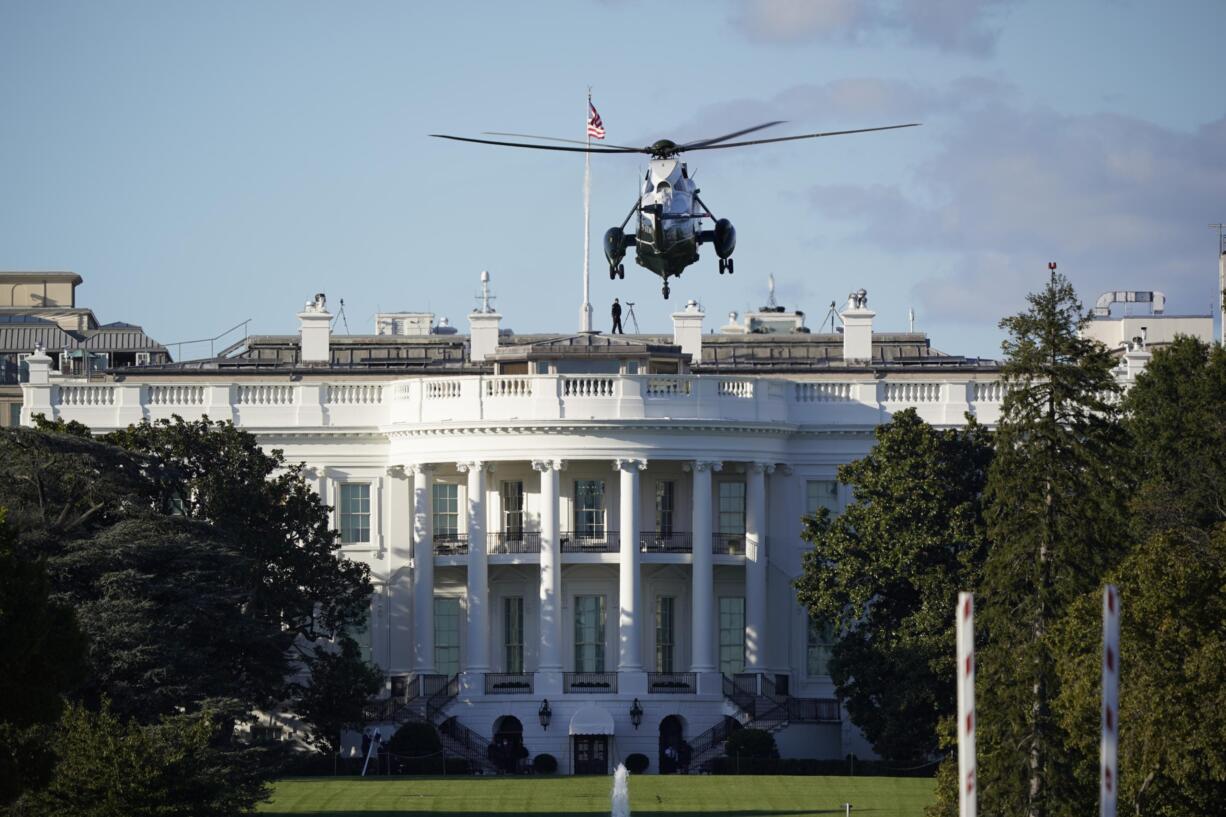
top-left (624, 301), bottom-right (640, 334)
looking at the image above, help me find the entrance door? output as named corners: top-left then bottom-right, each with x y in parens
top-left (573, 735), bottom-right (609, 775)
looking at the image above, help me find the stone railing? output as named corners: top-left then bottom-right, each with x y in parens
top-left (23, 373), bottom-right (1010, 431)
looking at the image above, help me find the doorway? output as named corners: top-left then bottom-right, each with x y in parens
top-left (492, 716), bottom-right (526, 773)
top-left (658, 715), bottom-right (685, 774)
top-left (573, 735), bottom-right (609, 775)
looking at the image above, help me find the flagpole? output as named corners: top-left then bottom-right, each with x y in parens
top-left (580, 88), bottom-right (594, 333)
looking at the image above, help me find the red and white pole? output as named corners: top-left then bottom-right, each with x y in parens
top-left (1101, 585), bottom-right (1120, 817)
top-left (957, 592), bottom-right (976, 817)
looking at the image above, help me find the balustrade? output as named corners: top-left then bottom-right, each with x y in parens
top-left (563, 672), bottom-right (618, 693)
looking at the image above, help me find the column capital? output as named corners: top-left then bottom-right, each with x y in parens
top-left (302, 465), bottom-right (321, 480)
top-left (773, 463), bottom-right (794, 476)
top-left (684, 460), bottom-right (723, 473)
top-left (386, 464), bottom-right (407, 479)
top-left (408, 463), bottom-right (435, 476)
top-left (612, 458), bottom-right (648, 472)
top-left (531, 459), bottom-right (567, 472)
top-left (749, 461), bottom-right (776, 475)
top-left (455, 461), bottom-right (486, 473)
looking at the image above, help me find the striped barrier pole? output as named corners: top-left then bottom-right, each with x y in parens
top-left (957, 592), bottom-right (976, 817)
top-left (1101, 585), bottom-right (1120, 817)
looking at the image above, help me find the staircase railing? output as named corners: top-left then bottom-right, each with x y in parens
top-left (438, 716), bottom-right (500, 774)
top-left (425, 674), bottom-right (459, 724)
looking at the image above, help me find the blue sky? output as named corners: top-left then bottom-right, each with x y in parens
top-left (2, 0), bottom-right (1223, 358)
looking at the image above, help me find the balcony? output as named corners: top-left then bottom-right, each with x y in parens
top-left (647, 672), bottom-right (697, 694)
top-left (640, 531), bottom-right (692, 553)
top-left (487, 531), bottom-right (541, 554)
top-left (433, 533), bottom-right (468, 555)
top-left (560, 530), bottom-right (619, 553)
top-left (563, 672), bottom-right (618, 693)
top-left (484, 673), bottom-right (534, 694)
top-left (713, 533), bottom-right (746, 555)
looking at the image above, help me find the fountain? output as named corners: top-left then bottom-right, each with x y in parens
top-left (611, 762), bottom-right (630, 817)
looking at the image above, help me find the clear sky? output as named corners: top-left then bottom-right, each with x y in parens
top-left (2, 0), bottom-right (1223, 359)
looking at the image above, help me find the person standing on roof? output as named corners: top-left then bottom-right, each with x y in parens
top-left (611, 298), bottom-right (624, 334)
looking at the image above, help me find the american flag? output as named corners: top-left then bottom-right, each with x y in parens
top-left (587, 102), bottom-right (605, 140)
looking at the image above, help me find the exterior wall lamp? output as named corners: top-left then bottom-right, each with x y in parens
top-left (629, 698), bottom-right (643, 730)
top-left (538, 699), bottom-right (552, 730)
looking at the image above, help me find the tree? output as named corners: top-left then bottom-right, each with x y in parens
top-left (290, 637), bottom-right (384, 754)
top-left (974, 270), bottom-right (1132, 817)
top-left (795, 408), bottom-right (993, 762)
top-left (0, 509), bottom-right (87, 805)
top-left (9, 701), bottom-right (268, 817)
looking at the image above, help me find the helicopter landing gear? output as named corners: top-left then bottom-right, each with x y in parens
top-left (725, 257), bottom-right (734, 275)
top-left (718, 258), bottom-right (725, 275)
top-left (662, 282), bottom-right (671, 299)
top-left (609, 264), bottom-right (624, 280)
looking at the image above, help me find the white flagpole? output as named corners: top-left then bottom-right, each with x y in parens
top-left (957, 592), bottom-right (977, 817)
top-left (580, 89), bottom-right (594, 333)
top-left (1101, 585), bottom-right (1120, 817)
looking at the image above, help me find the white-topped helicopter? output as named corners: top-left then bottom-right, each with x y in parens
top-left (432, 119), bottom-right (917, 299)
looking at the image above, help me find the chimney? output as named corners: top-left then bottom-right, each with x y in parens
top-left (469, 270), bottom-right (502, 363)
top-left (671, 299), bottom-right (705, 359)
top-left (841, 289), bottom-right (875, 365)
top-left (298, 293), bottom-right (332, 364)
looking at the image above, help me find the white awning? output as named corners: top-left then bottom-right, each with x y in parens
top-left (569, 705), bottom-right (615, 736)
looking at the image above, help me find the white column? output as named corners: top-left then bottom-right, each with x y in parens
top-left (957, 592), bottom-right (977, 817)
top-left (745, 462), bottom-right (772, 672)
top-left (533, 459), bottom-right (563, 672)
top-left (460, 462), bottom-right (489, 673)
top-left (688, 460), bottom-right (720, 673)
top-left (410, 463), bottom-right (435, 673)
top-left (615, 459), bottom-right (647, 671)
top-left (386, 465), bottom-right (414, 674)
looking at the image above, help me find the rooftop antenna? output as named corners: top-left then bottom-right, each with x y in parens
top-left (766, 274), bottom-right (778, 309)
top-left (337, 299), bottom-right (351, 334)
top-left (908, 306), bottom-right (916, 333)
top-left (1211, 224), bottom-right (1226, 345)
top-left (822, 300), bottom-right (839, 333)
top-left (475, 269), bottom-right (497, 314)
top-left (624, 301), bottom-right (640, 334)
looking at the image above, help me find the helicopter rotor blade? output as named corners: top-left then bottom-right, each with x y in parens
top-left (483, 131), bottom-right (640, 151)
top-left (676, 121), bottom-right (786, 150)
top-left (679, 123), bottom-right (921, 153)
top-left (430, 134), bottom-right (642, 154)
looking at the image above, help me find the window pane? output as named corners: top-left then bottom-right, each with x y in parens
top-left (339, 483), bottom-right (371, 544)
top-left (502, 481), bottom-right (524, 536)
top-left (718, 483), bottom-right (745, 535)
top-left (655, 481), bottom-right (675, 535)
top-left (434, 597), bottom-right (461, 676)
top-left (719, 597), bottom-right (745, 675)
top-left (805, 480), bottom-right (839, 517)
top-left (574, 595), bottom-right (605, 672)
top-left (433, 483), bottom-right (459, 537)
top-left (807, 617), bottom-right (835, 677)
top-left (655, 596), bottom-right (675, 673)
top-left (504, 596), bottom-right (524, 673)
top-left (574, 480), bottom-right (605, 538)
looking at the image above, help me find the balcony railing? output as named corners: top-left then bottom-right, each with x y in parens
top-left (786, 698), bottom-right (841, 723)
top-left (647, 672), bottom-right (697, 693)
top-left (564, 672), bottom-right (618, 693)
top-left (560, 530), bottom-right (619, 553)
top-left (433, 533), bottom-right (468, 555)
top-left (640, 531), bottom-right (692, 553)
top-left (484, 673), bottom-right (534, 694)
top-left (713, 533), bottom-right (746, 555)
top-left (487, 531), bottom-right (541, 554)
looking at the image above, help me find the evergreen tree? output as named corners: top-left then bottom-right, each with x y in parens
top-left (795, 408), bottom-right (993, 762)
top-left (974, 269), bottom-right (1131, 817)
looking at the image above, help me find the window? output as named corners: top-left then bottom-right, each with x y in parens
top-left (655, 596), bottom-right (675, 673)
top-left (501, 481), bottom-right (524, 536)
top-left (7, 403), bottom-right (21, 428)
top-left (718, 482), bottom-right (746, 535)
top-left (504, 597), bottom-right (524, 673)
top-left (434, 597), bottom-right (461, 676)
top-left (719, 597), bottom-right (745, 675)
top-left (574, 480), bottom-right (605, 538)
top-left (805, 480), bottom-right (840, 517)
top-left (807, 617), bottom-right (835, 677)
top-left (655, 480), bottom-right (675, 536)
top-left (433, 483), bottom-right (459, 540)
top-left (339, 483), bottom-right (370, 544)
top-left (574, 595), bottom-right (606, 672)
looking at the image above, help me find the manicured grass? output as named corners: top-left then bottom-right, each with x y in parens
top-left (260, 775), bottom-right (934, 816)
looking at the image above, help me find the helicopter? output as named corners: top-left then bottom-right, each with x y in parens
top-left (431, 119), bottom-right (918, 299)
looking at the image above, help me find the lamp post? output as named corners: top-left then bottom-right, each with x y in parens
top-left (538, 699), bottom-right (552, 731)
top-left (629, 698), bottom-right (643, 730)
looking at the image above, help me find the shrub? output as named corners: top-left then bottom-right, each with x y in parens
top-left (724, 728), bottom-right (779, 760)
top-left (386, 721), bottom-right (440, 755)
top-left (624, 753), bottom-right (649, 774)
top-left (533, 753), bottom-right (558, 774)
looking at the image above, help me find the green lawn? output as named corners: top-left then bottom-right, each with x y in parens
top-left (260, 775), bottom-right (934, 816)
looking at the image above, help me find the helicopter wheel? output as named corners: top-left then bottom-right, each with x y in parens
top-left (617, 264), bottom-right (625, 279)
top-left (726, 257), bottom-right (734, 275)
top-left (718, 258), bottom-right (725, 275)
top-left (662, 283), bottom-right (670, 299)
top-left (609, 267), bottom-right (616, 280)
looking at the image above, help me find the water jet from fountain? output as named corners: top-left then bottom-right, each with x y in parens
top-left (611, 762), bottom-right (630, 817)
